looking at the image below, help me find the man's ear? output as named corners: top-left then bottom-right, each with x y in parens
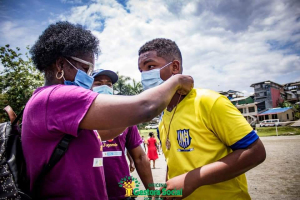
top-left (171, 60), bottom-right (181, 75)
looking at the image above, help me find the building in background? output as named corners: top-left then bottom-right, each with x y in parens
top-left (250, 80), bottom-right (284, 110)
top-left (235, 102), bottom-right (258, 125)
top-left (231, 95), bottom-right (254, 105)
top-left (257, 107), bottom-right (294, 122)
top-left (283, 81), bottom-right (300, 104)
top-left (219, 80), bottom-right (299, 125)
top-left (218, 90), bottom-right (244, 100)
top-left (230, 95), bottom-right (257, 125)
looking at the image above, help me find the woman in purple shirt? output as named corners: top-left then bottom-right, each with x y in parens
top-left (22, 21), bottom-right (193, 199)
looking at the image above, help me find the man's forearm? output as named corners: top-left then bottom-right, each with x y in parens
top-left (184, 139), bottom-right (266, 190)
top-left (127, 151), bottom-right (134, 164)
top-left (130, 149), bottom-right (155, 190)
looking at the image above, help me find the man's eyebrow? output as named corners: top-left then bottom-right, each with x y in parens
top-left (143, 59), bottom-right (156, 65)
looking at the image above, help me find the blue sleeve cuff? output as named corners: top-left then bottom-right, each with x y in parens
top-left (230, 130), bottom-right (259, 150)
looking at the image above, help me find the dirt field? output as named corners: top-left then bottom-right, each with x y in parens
top-left (132, 135), bottom-right (300, 199)
top-left (246, 135), bottom-right (300, 200)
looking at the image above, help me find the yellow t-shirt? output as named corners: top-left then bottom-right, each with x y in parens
top-left (159, 88), bottom-right (255, 200)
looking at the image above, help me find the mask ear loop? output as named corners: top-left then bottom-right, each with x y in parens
top-left (161, 61), bottom-right (173, 78)
top-left (161, 62), bottom-right (172, 70)
top-left (64, 58), bottom-right (80, 82)
top-left (65, 58), bottom-right (78, 71)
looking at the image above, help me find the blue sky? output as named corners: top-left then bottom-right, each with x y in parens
top-left (1, 0), bottom-right (300, 95)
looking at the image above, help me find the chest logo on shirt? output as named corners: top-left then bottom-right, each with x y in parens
top-left (103, 142), bottom-right (118, 148)
top-left (177, 129), bottom-right (194, 152)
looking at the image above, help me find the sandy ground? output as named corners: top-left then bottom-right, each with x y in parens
top-left (131, 135), bottom-right (300, 200)
top-left (246, 136), bottom-right (300, 200)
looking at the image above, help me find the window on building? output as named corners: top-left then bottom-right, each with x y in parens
top-left (265, 115), bottom-right (269, 120)
top-left (259, 116), bottom-right (264, 121)
top-left (272, 114), bottom-right (278, 119)
top-left (249, 107), bottom-right (255, 113)
top-left (264, 92), bottom-right (267, 96)
top-left (255, 84), bottom-right (260, 89)
top-left (287, 114), bottom-right (289, 120)
top-left (238, 108), bottom-right (243, 113)
top-left (259, 92), bottom-right (265, 97)
top-left (292, 112), bottom-right (294, 119)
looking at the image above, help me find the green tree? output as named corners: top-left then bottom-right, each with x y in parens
top-left (293, 104), bottom-right (300, 120)
top-left (278, 100), bottom-right (292, 108)
top-left (113, 72), bottom-right (143, 95)
top-left (0, 45), bottom-right (44, 122)
top-left (130, 79), bottom-right (143, 95)
top-left (278, 100), bottom-right (300, 120)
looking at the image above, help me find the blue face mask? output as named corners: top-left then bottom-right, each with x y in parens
top-left (64, 59), bottom-right (94, 89)
top-left (141, 62), bottom-right (172, 90)
top-left (93, 85), bottom-right (113, 95)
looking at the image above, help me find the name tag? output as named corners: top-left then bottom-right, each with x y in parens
top-left (103, 151), bottom-right (122, 157)
top-left (93, 158), bottom-right (103, 167)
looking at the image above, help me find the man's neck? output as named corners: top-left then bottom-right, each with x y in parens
top-left (167, 93), bottom-right (185, 112)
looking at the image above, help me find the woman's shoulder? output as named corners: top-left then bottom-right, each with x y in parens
top-left (32, 84), bottom-right (97, 102)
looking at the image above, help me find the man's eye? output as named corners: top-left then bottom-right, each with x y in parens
top-left (148, 65), bottom-right (155, 69)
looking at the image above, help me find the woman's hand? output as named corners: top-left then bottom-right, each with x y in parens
top-left (173, 75), bottom-right (194, 95)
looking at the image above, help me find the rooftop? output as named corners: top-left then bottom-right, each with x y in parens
top-left (231, 96), bottom-right (249, 102)
top-left (258, 107), bottom-right (292, 116)
top-left (250, 80), bottom-right (283, 87)
top-left (284, 81), bottom-right (300, 87)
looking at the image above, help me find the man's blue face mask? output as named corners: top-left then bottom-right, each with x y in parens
top-left (93, 85), bottom-right (113, 95)
top-left (64, 59), bottom-right (94, 89)
top-left (141, 62), bottom-right (172, 90)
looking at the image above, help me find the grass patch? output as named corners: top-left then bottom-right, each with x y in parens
top-left (139, 129), bottom-right (157, 138)
top-left (139, 129), bottom-right (159, 139)
top-left (257, 126), bottom-right (300, 137)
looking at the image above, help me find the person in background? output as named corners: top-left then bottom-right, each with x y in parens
top-left (147, 132), bottom-right (159, 169)
top-left (92, 69), bottom-right (155, 200)
top-left (22, 22), bottom-right (193, 199)
top-left (157, 142), bottom-right (161, 155)
top-left (138, 38), bottom-right (266, 199)
top-left (141, 136), bottom-right (147, 151)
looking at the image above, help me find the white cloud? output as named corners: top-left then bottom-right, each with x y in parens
top-left (53, 0), bottom-right (300, 93)
top-left (0, 19), bottom-right (48, 70)
top-left (0, 20), bottom-right (45, 51)
top-left (1, 0), bottom-right (299, 93)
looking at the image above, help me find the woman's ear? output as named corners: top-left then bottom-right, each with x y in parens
top-left (55, 57), bottom-right (65, 72)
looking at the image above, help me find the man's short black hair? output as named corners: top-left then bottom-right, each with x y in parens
top-left (138, 38), bottom-right (182, 69)
top-left (30, 21), bottom-right (99, 72)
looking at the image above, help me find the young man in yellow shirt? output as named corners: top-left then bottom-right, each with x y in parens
top-left (138, 38), bottom-right (266, 199)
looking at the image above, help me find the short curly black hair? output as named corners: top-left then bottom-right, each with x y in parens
top-left (138, 38), bottom-right (182, 69)
top-left (30, 21), bottom-right (99, 72)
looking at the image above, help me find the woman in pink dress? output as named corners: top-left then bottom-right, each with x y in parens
top-left (147, 132), bottom-right (159, 168)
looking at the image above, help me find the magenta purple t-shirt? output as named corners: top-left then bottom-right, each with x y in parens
top-left (22, 85), bottom-right (108, 199)
top-left (102, 126), bottom-right (142, 200)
